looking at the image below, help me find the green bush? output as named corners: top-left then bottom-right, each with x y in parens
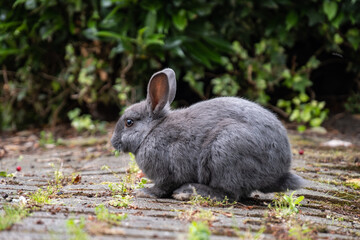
top-left (1, 0), bottom-right (359, 130)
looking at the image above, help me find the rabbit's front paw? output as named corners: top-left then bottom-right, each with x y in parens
top-left (133, 186), bottom-right (171, 198)
top-left (133, 188), bottom-right (158, 199)
top-left (172, 184), bottom-right (196, 201)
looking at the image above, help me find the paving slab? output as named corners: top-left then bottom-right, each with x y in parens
top-left (1, 131), bottom-right (360, 239)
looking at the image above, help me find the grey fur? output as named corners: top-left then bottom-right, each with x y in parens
top-left (111, 68), bottom-right (304, 201)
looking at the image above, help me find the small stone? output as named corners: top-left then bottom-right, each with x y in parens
top-left (321, 139), bottom-right (352, 148)
top-left (310, 126), bottom-right (327, 134)
top-left (19, 196), bottom-right (27, 205)
top-left (45, 144), bottom-right (56, 149)
top-left (5, 197), bottom-right (13, 202)
top-left (36, 220), bottom-right (44, 225)
top-left (2, 193), bottom-right (9, 199)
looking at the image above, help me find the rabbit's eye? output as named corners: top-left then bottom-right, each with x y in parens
top-left (125, 119), bottom-right (134, 127)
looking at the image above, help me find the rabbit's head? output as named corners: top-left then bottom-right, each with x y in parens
top-left (111, 68), bottom-right (176, 153)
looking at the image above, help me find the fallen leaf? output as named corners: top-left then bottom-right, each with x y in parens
top-left (87, 221), bottom-right (125, 235)
top-left (222, 212), bottom-right (233, 217)
top-left (72, 175), bottom-right (81, 184)
top-left (346, 179), bottom-right (360, 188)
top-left (137, 171), bottom-right (145, 179)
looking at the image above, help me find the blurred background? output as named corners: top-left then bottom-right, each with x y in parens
top-left (0, 0), bottom-right (359, 136)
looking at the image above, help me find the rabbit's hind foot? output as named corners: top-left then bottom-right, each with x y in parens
top-left (172, 183), bottom-right (233, 201)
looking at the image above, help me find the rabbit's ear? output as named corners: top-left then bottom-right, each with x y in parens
top-left (161, 68), bottom-right (176, 104)
top-left (147, 68), bottom-right (176, 114)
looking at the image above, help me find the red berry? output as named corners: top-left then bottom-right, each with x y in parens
top-left (16, 166), bottom-right (21, 172)
top-left (298, 149), bottom-right (304, 155)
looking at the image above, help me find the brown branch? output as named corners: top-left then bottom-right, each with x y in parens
top-left (120, 56), bottom-right (134, 105)
top-left (266, 104), bottom-right (289, 120)
top-left (120, 56), bottom-right (134, 80)
top-left (50, 99), bottom-right (66, 131)
top-left (246, 64), bottom-right (255, 86)
top-left (40, 72), bottom-right (64, 82)
top-left (291, 55), bottom-right (297, 74)
top-left (1, 66), bottom-right (9, 84)
top-left (0, 69), bottom-right (17, 77)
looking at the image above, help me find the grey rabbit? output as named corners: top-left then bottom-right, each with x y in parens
top-left (111, 68), bottom-right (304, 201)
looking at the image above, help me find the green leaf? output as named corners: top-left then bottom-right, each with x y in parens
top-left (299, 92), bottom-right (309, 102)
top-left (172, 9), bottom-right (188, 31)
top-left (294, 196), bottom-right (304, 205)
top-left (0, 21), bottom-right (22, 30)
top-left (297, 125), bottom-right (306, 132)
top-left (286, 11), bottom-right (298, 30)
top-left (83, 28), bottom-right (98, 40)
top-left (0, 171), bottom-right (8, 177)
top-left (140, 0), bottom-right (162, 11)
top-left (281, 69), bottom-right (291, 79)
top-left (290, 109), bottom-right (300, 121)
top-left (67, 108), bottom-right (81, 120)
top-left (318, 101), bottom-right (326, 110)
top-left (184, 41), bottom-right (219, 68)
top-left (305, 56), bottom-right (320, 69)
top-left (255, 40), bottom-right (266, 55)
top-left (323, 1), bottom-right (338, 21)
top-left (301, 108), bottom-right (312, 122)
top-left (261, 0), bottom-right (278, 9)
top-left (164, 38), bottom-right (183, 49)
top-left (51, 81), bottom-right (61, 93)
top-left (332, 12), bottom-right (344, 29)
top-left (96, 31), bottom-right (123, 40)
top-left (13, 0), bottom-right (26, 8)
top-left (144, 10), bottom-right (157, 37)
top-left (184, 70), bottom-right (205, 98)
top-left (277, 99), bottom-right (290, 108)
top-left (307, 9), bottom-right (323, 26)
top-left (40, 23), bottom-right (62, 40)
top-left (346, 28), bottom-right (360, 50)
top-left (144, 34), bottom-right (164, 47)
top-left (334, 33), bottom-right (343, 44)
top-left (193, 42), bottom-right (222, 64)
top-left (310, 118), bottom-right (323, 127)
top-left (110, 43), bottom-right (125, 57)
top-left (283, 195), bottom-right (290, 202)
top-left (232, 41), bottom-right (248, 58)
top-left (189, 221), bottom-right (210, 240)
top-left (0, 48), bottom-right (23, 56)
top-left (203, 37), bottom-right (233, 53)
top-left (13, 0), bottom-right (36, 9)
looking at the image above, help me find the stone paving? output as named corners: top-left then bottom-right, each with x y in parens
top-left (1, 131), bottom-right (360, 239)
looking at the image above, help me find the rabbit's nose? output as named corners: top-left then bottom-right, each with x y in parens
top-left (110, 134), bottom-right (120, 149)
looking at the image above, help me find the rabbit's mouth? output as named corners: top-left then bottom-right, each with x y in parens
top-left (110, 135), bottom-right (123, 152)
top-left (111, 136), bottom-right (133, 153)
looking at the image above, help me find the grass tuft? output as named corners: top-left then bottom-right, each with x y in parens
top-left (0, 205), bottom-right (29, 231)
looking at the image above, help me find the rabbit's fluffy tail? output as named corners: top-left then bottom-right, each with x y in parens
top-left (259, 172), bottom-right (305, 193)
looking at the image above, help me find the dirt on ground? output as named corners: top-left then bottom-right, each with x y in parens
top-left (0, 123), bottom-right (360, 240)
